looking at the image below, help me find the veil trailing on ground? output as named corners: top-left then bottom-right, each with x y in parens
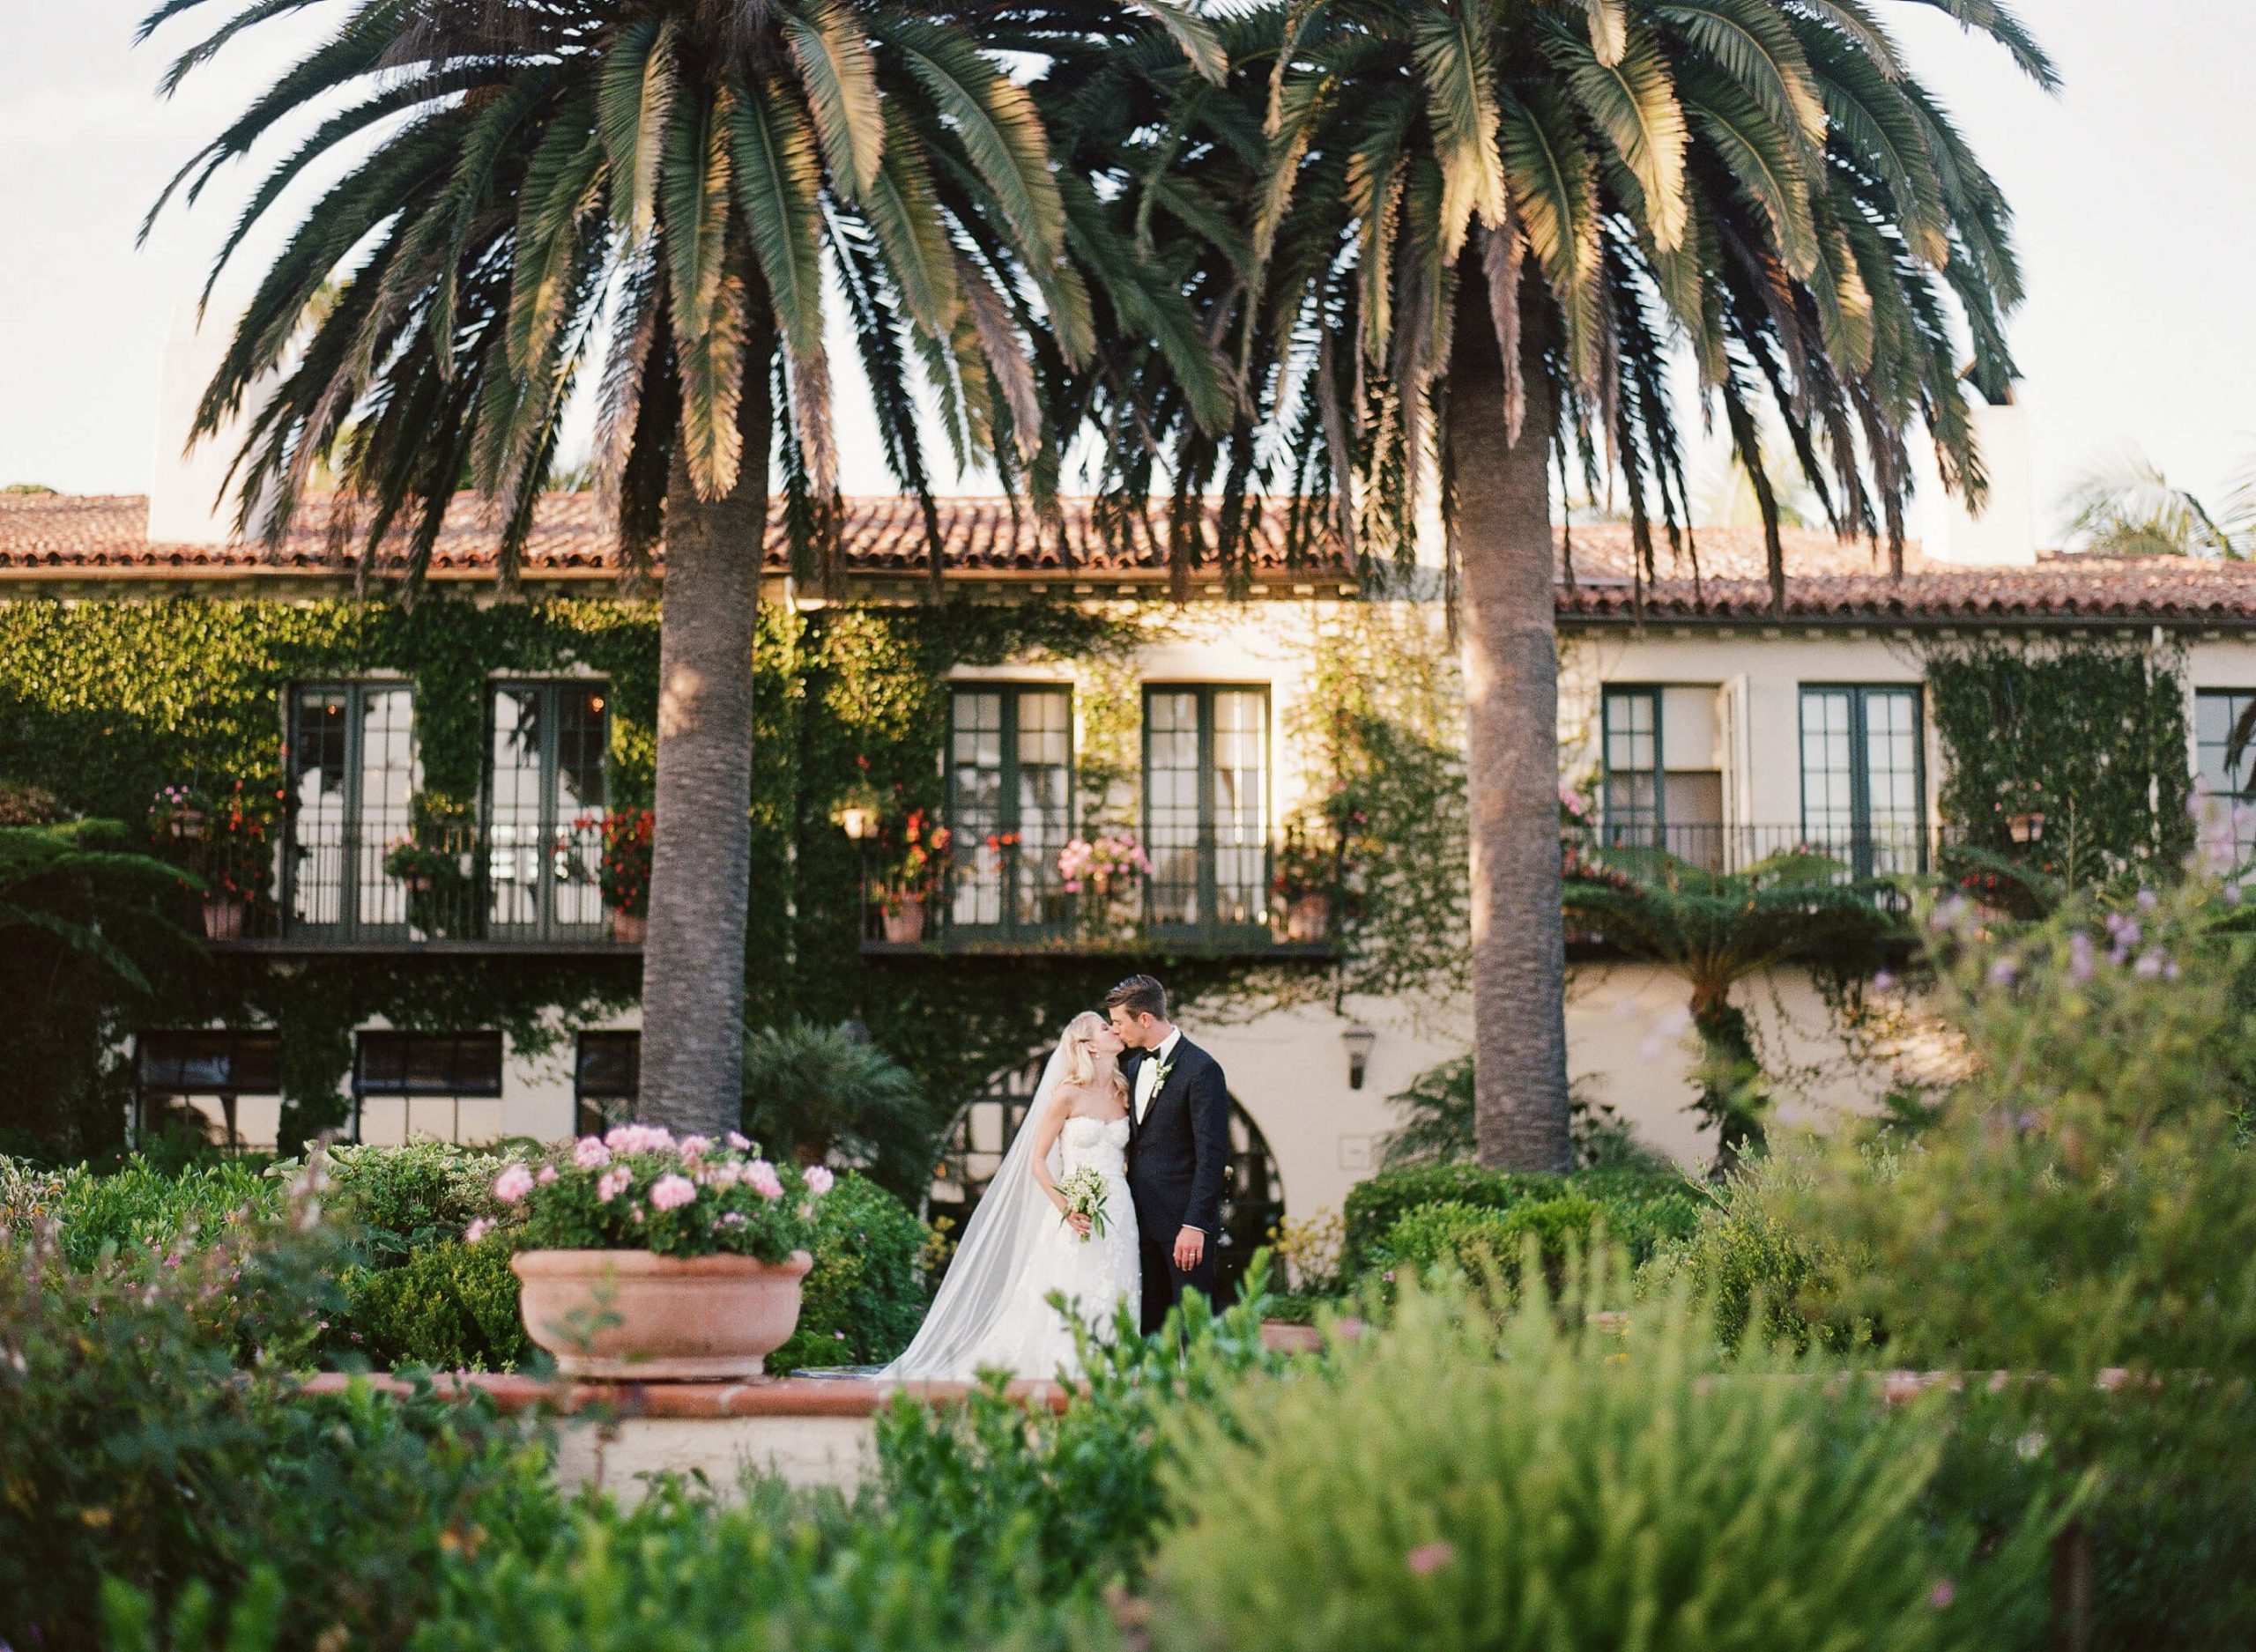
top-left (879, 1038), bottom-right (1069, 1381)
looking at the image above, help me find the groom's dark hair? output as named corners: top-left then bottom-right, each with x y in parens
top-left (1103, 974), bottom-right (1169, 1022)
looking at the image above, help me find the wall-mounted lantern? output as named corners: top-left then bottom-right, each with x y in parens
top-left (1341, 1023), bottom-right (1377, 1090)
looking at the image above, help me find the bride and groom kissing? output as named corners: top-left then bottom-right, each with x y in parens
top-left (882, 974), bottom-right (1231, 1381)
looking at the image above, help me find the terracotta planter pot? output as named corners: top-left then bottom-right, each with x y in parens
top-left (200, 895), bottom-right (246, 941)
top-left (511, 1248), bottom-right (814, 1381)
top-left (882, 896), bottom-right (926, 944)
top-left (610, 910), bottom-right (647, 944)
top-left (1285, 893), bottom-right (1331, 944)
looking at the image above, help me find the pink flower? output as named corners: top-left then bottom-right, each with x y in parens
top-left (725, 1131), bottom-right (751, 1151)
top-left (605, 1122), bottom-right (675, 1156)
top-left (1406, 1543), bottom-right (1456, 1576)
top-left (492, 1165), bottom-right (535, 1204)
top-left (595, 1167), bottom-right (631, 1204)
top-left (464, 1218), bottom-right (494, 1244)
top-left (536, 1165), bottom-right (559, 1185)
top-left (1928, 1581), bottom-right (1956, 1611)
top-left (679, 1135), bottom-right (712, 1159)
top-left (573, 1137), bottom-right (612, 1169)
top-left (804, 1165), bottom-right (835, 1196)
top-left (745, 1159), bottom-right (785, 1201)
top-left (650, 1174), bottom-right (697, 1211)
top-left (708, 1161), bottom-right (743, 1189)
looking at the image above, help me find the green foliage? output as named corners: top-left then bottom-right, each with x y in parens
top-left (1340, 1162), bottom-right (1698, 1274)
top-left (322, 1140), bottom-right (508, 1262)
top-left (1926, 638), bottom-right (2193, 885)
top-left (1374, 1196), bottom-right (1599, 1296)
top-left (872, 1257), bottom-right (1286, 1596)
top-left (742, 1021), bottom-right (939, 1204)
top-left (502, 1136), bottom-right (821, 1263)
top-left (1148, 1275), bottom-right (2062, 1652)
top-left (1379, 1053), bottom-right (1671, 1173)
top-left (48, 1157), bottom-right (281, 1270)
top-left (0, 1178), bottom-right (557, 1652)
top-left (341, 1239), bottom-right (531, 1373)
top-left (770, 1171), bottom-right (931, 1370)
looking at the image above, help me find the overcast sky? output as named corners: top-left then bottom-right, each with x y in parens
top-left (4, 1), bottom-right (2254, 544)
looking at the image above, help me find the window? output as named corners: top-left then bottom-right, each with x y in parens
top-left (286, 683), bottom-right (416, 934)
top-left (487, 682), bottom-right (610, 937)
top-left (1600, 687), bottom-right (1662, 845)
top-left (1144, 687), bottom-right (1268, 930)
top-left (575, 1031), bottom-right (640, 1137)
top-left (2196, 691), bottom-right (2256, 858)
top-left (137, 1030), bottom-right (282, 1152)
top-left (1601, 686), bottom-right (1726, 863)
top-left (1800, 685), bottom-right (1926, 876)
top-left (354, 1031), bottom-right (505, 1145)
top-left (946, 685), bottom-right (1072, 935)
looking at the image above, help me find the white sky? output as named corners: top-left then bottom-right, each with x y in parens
top-left (4, 1), bottom-right (2254, 542)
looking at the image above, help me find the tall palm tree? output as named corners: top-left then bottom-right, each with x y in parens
top-left (2059, 445), bottom-right (2244, 559)
top-left (1231, 0), bottom-right (2047, 1169)
top-left (145, 0), bottom-right (1222, 1136)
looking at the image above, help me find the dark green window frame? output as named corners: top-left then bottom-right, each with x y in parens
top-left (1600, 685), bottom-right (1665, 847)
top-left (1141, 685), bottom-right (1272, 934)
top-left (944, 684), bottom-right (1075, 937)
top-left (1797, 683), bottom-right (1927, 878)
top-left (484, 679), bottom-right (611, 939)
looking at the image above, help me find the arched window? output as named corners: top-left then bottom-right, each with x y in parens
top-left (928, 1056), bottom-right (1287, 1307)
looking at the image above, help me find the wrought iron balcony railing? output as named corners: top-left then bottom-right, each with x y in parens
top-left (1573, 819), bottom-right (1948, 882)
top-left (858, 832), bottom-right (1340, 958)
top-left (191, 821), bottom-right (637, 952)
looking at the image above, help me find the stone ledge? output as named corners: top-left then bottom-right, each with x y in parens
top-left (298, 1370), bottom-right (1080, 1418)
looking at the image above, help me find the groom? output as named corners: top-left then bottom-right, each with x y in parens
top-left (1106, 973), bottom-right (1230, 1335)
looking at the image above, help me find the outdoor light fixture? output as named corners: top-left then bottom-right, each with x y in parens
top-left (839, 804), bottom-right (877, 841)
top-left (1341, 1023), bottom-right (1377, 1090)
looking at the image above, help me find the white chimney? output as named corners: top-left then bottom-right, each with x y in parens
top-left (147, 307), bottom-right (275, 546)
top-left (1922, 396), bottom-right (2037, 567)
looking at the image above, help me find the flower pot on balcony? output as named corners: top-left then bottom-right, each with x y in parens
top-left (883, 896), bottom-right (926, 945)
top-left (510, 1248), bottom-right (814, 1381)
top-left (1285, 893), bottom-right (1332, 944)
top-left (200, 895), bottom-right (246, 941)
top-left (2006, 811), bottom-right (2046, 846)
top-left (611, 910), bottom-right (647, 945)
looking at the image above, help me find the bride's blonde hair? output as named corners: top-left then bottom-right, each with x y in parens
top-left (1058, 1010), bottom-right (1114, 1090)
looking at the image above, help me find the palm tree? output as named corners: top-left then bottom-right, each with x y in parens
top-left (1231, 0), bottom-right (2047, 1169)
top-left (2059, 445), bottom-right (2244, 558)
top-left (1561, 848), bottom-right (1900, 1168)
top-left (739, 1019), bottom-right (935, 1200)
top-left (145, 0), bottom-right (1222, 1136)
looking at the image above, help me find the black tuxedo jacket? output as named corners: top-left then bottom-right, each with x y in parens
top-left (1125, 1036), bottom-right (1230, 1241)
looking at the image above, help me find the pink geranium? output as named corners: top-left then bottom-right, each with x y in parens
top-left (745, 1159), bottom-right (785, 1201)
top-left (595, 1167), bottom-right (632, 1204)
top-left (573, 1137), bottom-right (611, 1169)
top-left (491, 1164), bottom-right (535, 1204)
top-left (804, 1165), bottom-right (835, 1196)
top-left (649, 1174), bottom-right (697, 1211)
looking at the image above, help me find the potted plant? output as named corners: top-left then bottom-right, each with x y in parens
top-left (597, 808), bottom-right (654, 942)
top-left (382, 792), bottom-right (474, 935)
top-left (486, 1126), bottom-right (830, 1380)
top-left (171, 779), bottom-right (276, 939)
top-left (1998, 776), bottom-right (2048, 846)
top-left (1058, 831), bottom-right (1154, 939)
top-left (878, 808), bottom-right (951, 944)
top-left (147, 784), bottom-right (208, 842)
top-left (1271, 820), bottom-right (1340, 943)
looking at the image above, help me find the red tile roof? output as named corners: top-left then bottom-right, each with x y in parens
top-left (0, 492), bottom-right (1346, 582)
top-left (9, 494), bottom-right (2256, 625)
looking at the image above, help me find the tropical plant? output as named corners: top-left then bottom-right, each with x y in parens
top-left (740, 1019), bottom-right (938, 1201)
top-left (2057, 444), bottom-right (2245, 558)
top-left (1217, 0), bottom-right (2047, 1170)
top-left (144, 0), bottom-right (1226, 1137)
top-left (1562, 848), bottom-right (1903, 1165)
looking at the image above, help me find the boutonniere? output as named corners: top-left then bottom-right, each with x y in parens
top-left (1148, 1056), bottom-right (1176, 1096)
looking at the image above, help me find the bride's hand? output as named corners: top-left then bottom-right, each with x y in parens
top-left (1066, 1211), bottom-right (1093, 1236)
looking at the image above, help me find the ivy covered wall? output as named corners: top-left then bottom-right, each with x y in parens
top-left (0, 591), bottom-right (1467, 1153)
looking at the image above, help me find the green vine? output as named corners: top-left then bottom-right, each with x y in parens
top-left (1922, 636), bottom-right (2192, 885)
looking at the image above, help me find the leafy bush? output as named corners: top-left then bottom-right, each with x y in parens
top-left (321, 1140), bottom-right (507, 1259)
top-left (48, 1157), bottom-right (281, 1270)
top-left (1377, 1055), bottom-right (1673, 1172)
top-left (341, 1237), bottom-right (532, 1372)
top-left (1375, 1195), bottom-right (1600, 1297)
top-left (1148, 1274), bottom-right (2060, 1652)
top-left (0, 1154), bottom-right (64, 1230)
top-left (1340, 1163), bottom-right (1696, 1273)
top-left (770, 1170), bottom-right (931, 1370)
top-left (0, 1174), bottom-right (558, 1651)
top-left (740, 1020), bottom-right (939, 1204)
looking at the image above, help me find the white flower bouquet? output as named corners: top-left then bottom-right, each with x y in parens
top-left (1058, 1166), bottom-right (1111, 1242)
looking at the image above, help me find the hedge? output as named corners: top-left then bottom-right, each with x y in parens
top-left (1340, 1164), bottom-right (1699, 1275)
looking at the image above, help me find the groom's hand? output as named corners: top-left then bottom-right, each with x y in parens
top-left (1172, 1226), bottom-right (1205, 1270)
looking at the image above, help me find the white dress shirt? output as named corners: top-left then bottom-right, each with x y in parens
top-left (1133, 1026), bottom-right (1183, 1126)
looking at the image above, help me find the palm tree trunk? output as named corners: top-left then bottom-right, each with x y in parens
top-left (636, 318), bottom-right (776, 1137)
top-left (1448, 272), bottom-right (1572, 1173)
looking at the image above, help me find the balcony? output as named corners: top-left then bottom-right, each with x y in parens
top-left (858, 833), bottom-right (1338, 959)
top-left (1575, 819), bottom-right (1948, 881)
top-left (195, 822), bottom-right (639, 955)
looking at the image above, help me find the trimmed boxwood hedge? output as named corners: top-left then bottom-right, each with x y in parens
top-left (1340, 1164), bottom-right (1699, 1274)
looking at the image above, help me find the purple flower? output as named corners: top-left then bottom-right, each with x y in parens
top-left (1987, 956), bottom-right (2018, 987)
top-left (804, 1165), bottom-right (835, 1196)
top-left (1929, 1581), bottom-right (1956, 1611)
top-left (491, 1165), bottom-right (535, 1204)
top-left (1870, 970), bottom-right (1896, 993)
top-left (2105, 913), bottom-right (2141, 948)
top-left (649, 1174), bottom-right (696, 1211)
top-left (2135, 950), bottom-right (2166, 979)
top-left (2068, 932), bottom-right (2096, 984)
top-left (2136, 887), bottom-right (2159, 911)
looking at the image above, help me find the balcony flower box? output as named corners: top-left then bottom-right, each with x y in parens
top-left (201, 894), bottom-right (247, 941)
top-left (484, 1127), bottom-right (831, 1382)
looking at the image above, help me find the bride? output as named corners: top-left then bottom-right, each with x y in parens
top-left (881, 1011), bottom-right (1139, 1381)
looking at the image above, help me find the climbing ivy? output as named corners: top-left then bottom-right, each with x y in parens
top-left (1923, 635), bottom-right (2193, 885)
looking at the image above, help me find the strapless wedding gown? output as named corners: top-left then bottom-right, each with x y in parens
top-left (957, 1115), bottom-right (1140, 1380)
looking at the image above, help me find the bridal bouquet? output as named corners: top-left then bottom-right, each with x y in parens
top-left (1058, 1167), bottom-right (1110, 1242)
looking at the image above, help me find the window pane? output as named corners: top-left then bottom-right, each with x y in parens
top-left (2196, 690), bottom-right (2256, 859)
top-left (289, 690), bottom-right (352, 926)
top-left (1147, 692), bottom-right (1203, 923)
top-left (1800, 689), bottom-right (1857, 848)
top-left (1602, 688), bottom-right (1661, 845)
top-left (576, 1032), bottom-right (641, 1100)
top-left (949, 692), bottom-right (1006, 926)
top-left (358, 688), bottom-right (416, 927)
top-left (1014, 690), bottom-right (1072, 926)
top-left (1862, 688), bottom-right (1923, 873)
top-left (357, 1032), bottom-right (503, 1098)
top-left (490, 687), bottom-right (545, 928)
top-left (555, 688), bottom-right (608, 927)
top-left (1211, 691), bottom-right (1266, 923)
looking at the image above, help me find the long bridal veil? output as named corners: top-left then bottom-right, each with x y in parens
top-left (879, 1038), bottom-right (1069, 1380)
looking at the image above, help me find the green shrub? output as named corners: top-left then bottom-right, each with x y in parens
top-left (1636, 1152), bottom-right (1868, 1353)
top-left (0, 1180), bottom-right (558, 1652)
top-left (1341, 1163), bottom-right (1696, 1273)
top-left (49, 1157), bottom-right (282, 1270)
top-left (341, 1237), bottom-right (531, 1372)
top-left (0, 1153), bottom-right (65, 1230)
top-left (1149, 1275), bottom-right (2060, 1652)
top-left (1375, 1195), bottom-right (1599, 1297)
top-left (771, 1171), bottom-right (931, 1370)
top-left (320, 1140), bottom-right (506, 1260)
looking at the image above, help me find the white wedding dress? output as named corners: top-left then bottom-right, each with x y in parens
top-left (882, 1041), bottom-right (1142, 1382)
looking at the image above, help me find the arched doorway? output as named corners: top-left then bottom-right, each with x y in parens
top-left (928, 1055), bottom-right (1287, 1307)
